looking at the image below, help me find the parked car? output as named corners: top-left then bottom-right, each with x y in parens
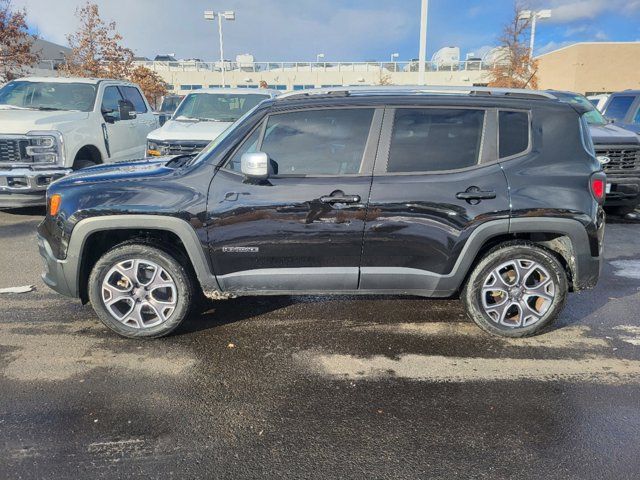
top-left (552, 91), bottom-right (640, 216)
top-left (601, 90), bottom-right (640, 135)
top-left (146, 88), bottom-right (278, 157)
top-left (586, 94), bottom-right (609, 112)
top-left (0, 77), bottom-right (158, 208)
top-left (37, 86), bottom-right (605, 339)
top-left (154, 94), bottom-right (184, 127)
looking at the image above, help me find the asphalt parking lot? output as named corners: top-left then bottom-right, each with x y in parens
top-left (1, 208), bottom-right (640, 479)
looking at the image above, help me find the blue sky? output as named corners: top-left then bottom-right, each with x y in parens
top-left (16, 0), bottom-right (640, 61)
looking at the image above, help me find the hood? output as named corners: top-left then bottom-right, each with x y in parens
top-left (589, 123), bottom-right (640, 146)
top-left (0, 108), bottom-right (90, 134)
top-left (147, 119), bottom-right (231, 142)
top-left (52, 157), bottom-right (178, 188)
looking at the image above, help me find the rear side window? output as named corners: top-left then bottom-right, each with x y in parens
top-left (387, 108), bottom-right (485, 173)
top-left (261, 108), bottom-right (374, 176)
top-left (604, 96), bottom-right (636, 121)
top-left (499, 110), bottom-right (529, 158)
top-left (120, 86), bottom-right (148, 113)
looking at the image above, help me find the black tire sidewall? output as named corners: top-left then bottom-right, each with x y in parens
top-left (88, 244), bottom-right (194, 338)
top-left (462, 243), bottom-right (567, 338)
top-left (73, 158), bottom-right (97, 170)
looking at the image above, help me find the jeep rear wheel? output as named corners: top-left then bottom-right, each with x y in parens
top-left (462, 242), bottom-right (568, 337)
top-left (88, 244), bottom-right (195, 338)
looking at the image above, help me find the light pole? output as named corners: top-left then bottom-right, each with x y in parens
top-left (518, 9), bottom-right (552, 56)
top-left (390, 52), bottom-right (399, 72)
top-left (418, 0), bottom-right (429, 85)
top-left (316, 53), bottom-right (325, 63)
top-left (204, 10), bottom-right (235, 86)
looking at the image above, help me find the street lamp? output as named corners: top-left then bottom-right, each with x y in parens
top-left (316, 53), bottom-right (325, 63)
top-left (204, 10), bottom-right (236, 86)
top-left (518, 9), bottom-right (552, 56)
top-left (418, 0), bottom-right (429, 85)
top-left (390, 52), bottom-right (399, 62)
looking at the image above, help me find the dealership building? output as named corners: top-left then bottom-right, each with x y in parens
top-left (26, 40), bottom-right (640, 95)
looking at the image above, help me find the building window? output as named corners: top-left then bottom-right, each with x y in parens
top-left (180, 84), bottom-right (202, 91)
top-left (292, 85), bottom-right (316, 91)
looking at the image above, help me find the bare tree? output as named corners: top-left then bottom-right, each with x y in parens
top-left (487, 2), bottom-right (538, 89)
top-left (0, 0), bottom-right (40, 82)
top-left (61, 2), bottom-right (133, 79)
top-left (129, 65), bottom-right (168, 109)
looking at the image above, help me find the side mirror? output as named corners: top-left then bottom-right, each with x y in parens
top-left (118, 99), bottom-right (137, 121)
top-left (241, 152), bottom-right (269, 180)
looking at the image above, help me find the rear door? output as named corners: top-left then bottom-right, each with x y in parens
top-left (206, 106), bottom-right (383, 293)
top-left (360, 106), bottom-right (513, 295)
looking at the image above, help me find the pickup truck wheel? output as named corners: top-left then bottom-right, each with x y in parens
top-left (88, 244), bottom-right (195, 338)
top-left (462, 242), bottom-right (567, 338)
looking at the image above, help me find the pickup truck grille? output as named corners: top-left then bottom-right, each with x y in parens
top-left (596, 147), bottom-right (640, 173)
top-left (162, 141), bottom-right (210, 156)
top-left (0, 139), bottom-right (26, 164)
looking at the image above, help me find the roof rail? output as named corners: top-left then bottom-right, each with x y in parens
top-left (277, 85), bottom-right (558, 101)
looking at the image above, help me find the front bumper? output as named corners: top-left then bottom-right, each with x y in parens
top-left (0, 167), bottom-right (72, 208)
top-left (604, 175), bottom-right (640, 208)
top-left (37, 233), bottom-right (75, 297)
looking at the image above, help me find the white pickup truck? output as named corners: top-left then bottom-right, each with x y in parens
top-left (0, 77), bottom-right (158, 208)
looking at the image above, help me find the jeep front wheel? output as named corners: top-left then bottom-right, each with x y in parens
top-left (88, 243), bottom-right (195, 338)
top-left (462, 242), bottom-right (568, 338)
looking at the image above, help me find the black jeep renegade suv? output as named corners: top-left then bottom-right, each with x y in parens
top-left (37, 86), bottom-right (606, 339)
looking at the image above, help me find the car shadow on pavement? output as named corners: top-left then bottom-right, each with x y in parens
top-left (177, 296), bottom-right (298, 335)
top-left (0, 207), bottom-right (46, 217)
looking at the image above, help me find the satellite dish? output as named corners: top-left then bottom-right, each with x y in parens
top-left (431, 47), bottom-right (460, 69)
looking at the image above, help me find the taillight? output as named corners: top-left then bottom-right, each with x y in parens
top-left (590, 173), bottom-right (606, 204)
top-left (49, 194), bottom-right (62, 216)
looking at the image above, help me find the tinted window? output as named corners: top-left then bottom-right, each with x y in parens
top-left (101, 86), bottom-right (123, 119)
top-left (604, 96), bottom-right (636, 121)
top-left (387, 108), bottom-right (484, 173)
top-left (120, 86), bottom-right (147, 113)
top-left (634, 108), bottom-right (640, 124)
top-left (261, 109), bottom-right (374, 175)
top-left (499, 111), bottom-right (529, 158)
top-left (225, 127), bottom-right (261, 172)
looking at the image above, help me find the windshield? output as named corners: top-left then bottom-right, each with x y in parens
top-left (554, 91), bottom-right (607, 126)
top-left (160, 95), bottom-right (183, 113)
top-left (0, 81), bottom-right (97, 112)
top-left (173, 93), bottom-right (269, 122)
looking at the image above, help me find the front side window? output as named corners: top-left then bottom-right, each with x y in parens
top-left (634, 108), bottom-right (640, 125)
top-left (120, 86), bottom-right (148, 113)
top-left (225, 127), bottom-right (261, 172)
top-left (173, 93), bottom-right (270, 122)
top-left (0, 81), bottom-right (97, 112)
top-left (604, 96), bottom-right (636, 121)
top-left (499, 110), bottom-right (529, 158)
top-left (260, 108), bottom-right (374, 176)
top-left (387, 108), bottom-right (485, 173)
top-left (101, 86), bottom-right (124, 120)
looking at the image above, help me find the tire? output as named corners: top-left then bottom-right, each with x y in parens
top-left (88, 243), bottom-right (196, 338)
top-left (73, 158), bottom-right (97, 170)
top-left (461, 242), bottom-right (568, 338)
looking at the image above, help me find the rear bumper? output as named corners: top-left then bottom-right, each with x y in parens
top-left (604, 175), bottom-right (640, 208)
top-left (0, 167), bottom-right (72, 208)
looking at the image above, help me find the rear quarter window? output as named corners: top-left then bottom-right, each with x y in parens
top-left (498, 110), bottom-right (529, 158)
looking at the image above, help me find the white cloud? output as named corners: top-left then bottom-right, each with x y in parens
top-left (531, 0), bottom-right (640, 23)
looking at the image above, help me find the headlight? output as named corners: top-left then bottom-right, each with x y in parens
top-left (147, 140), bottom-right (166, 157)
top-left (25, 131), bottom-right (64, 167)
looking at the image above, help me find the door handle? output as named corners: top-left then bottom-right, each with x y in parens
top-left (320, 194), bottom-right (361, 204)
top-left (456, 187), bottom-right (496, 203)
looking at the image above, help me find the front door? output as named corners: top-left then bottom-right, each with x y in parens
top-left (206, 106), bottom-right (383, 293)
top-left (360, 106), bottom-right (513, 295)
top-left (100, 85), bottom-right (139, 162)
